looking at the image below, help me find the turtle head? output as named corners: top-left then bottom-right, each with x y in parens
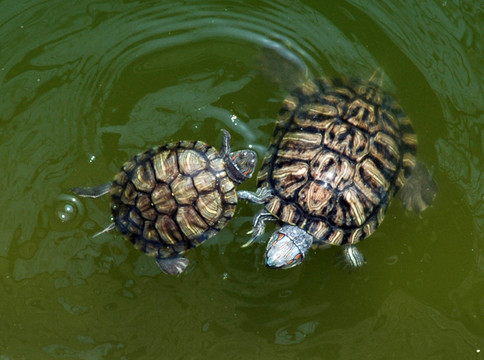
top-left (220, 129), bottom-right (257, 184)
top-left (227, 149), bottom-right (257, 183)
top-left (265, 225), bottom-right (313, 269)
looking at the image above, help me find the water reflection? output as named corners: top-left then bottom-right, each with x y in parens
top-left (274, 321), bottom-right (319, 345)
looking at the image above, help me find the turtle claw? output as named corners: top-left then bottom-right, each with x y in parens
top-left (93, 223), bottom-right (115, 237)
top-left (241, 208), bottom-right (275, 248)
top-left (242, 225), bottom-right (265, 248)
top-left (241, 237), bottom-right (256, 248)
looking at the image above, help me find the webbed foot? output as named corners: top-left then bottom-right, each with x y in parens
top-left (342, 244), bottom-right (366, 268)
top-left (399, 162), bottom-right (438, 212)
top-left (156, 256), bottom-right (189, 275)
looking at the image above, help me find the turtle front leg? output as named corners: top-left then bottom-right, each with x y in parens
top-left (219, 129), bottom-right (231, 157)
top-left (237, 186), bottom-right (273, 204)
top-left (156, 256), bottom-right (189, 275)
top-left (71, 182), bottom-right (112, 198)
top-left (241, 208), bottom-right (277, 247)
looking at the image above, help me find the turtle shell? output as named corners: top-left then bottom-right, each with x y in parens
top-left (110, 140), bottom-right (237, 259)
top-left (257, 77), bottom-right (417, 246)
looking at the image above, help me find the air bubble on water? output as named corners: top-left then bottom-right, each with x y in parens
top-left (89, 155), bottom-right (96, 163)
top-left (222, 272), bottom-right (229, 280)
top-left (52, 194), bottom-right (85, 230)
top-left (59, 203), bottom-right (74, 221)
top-left (230, 114), bottom-right (239, 125)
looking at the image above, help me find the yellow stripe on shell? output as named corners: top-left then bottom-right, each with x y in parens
top-left (155, 214), bottom-right (183, 245)
top-left (370, 132), bottom-right (400, 171)
top-left (327, 229), bottom-right (344, 245)
top-left (176, 206), bottom-right (208, 240)
top-left (402, 152), bottom-right (417, 169)
top-left (151, 183), bottom-right (177, 215)
top-left (310, 152), bottom-right (355, 191)
top-left (272, 161), bottom-right (309, 199)
top-left (348, 228), bottom-right (362, 244)
top-left (196, 191), bottom-right (223, 226)
top-left (343, 189), bottom-right (366, 227)
top-left (361, 158), bottom-right (388, 189)
top-left (192, 170), bottom-right (217, 193)
top-left (170, 174), bottom-right (198, 205)
top-left (153, 150), bottom-right (178, 184)
top-left (178, 149), bottom-right (207, 175)
top-left (131, 161), bottom-right (156, 192)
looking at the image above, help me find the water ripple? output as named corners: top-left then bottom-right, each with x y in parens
top-left (0, 0), bottom-right (378, 283)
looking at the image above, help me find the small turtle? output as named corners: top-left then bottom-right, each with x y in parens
top-left (238, 76), bottom-right (437, 269)
top-left (72, 130), bottom-right (257, 275)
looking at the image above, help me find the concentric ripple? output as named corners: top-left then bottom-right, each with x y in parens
top-left (0, 0), bottom-right (379, 281)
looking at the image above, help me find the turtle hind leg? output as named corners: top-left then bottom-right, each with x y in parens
top-left (71, 182), bottom-right (112, 198)
top-left (156, 256), bottom-right (189, 275)
top-left (342, 244), bottom-right (366, 268)
top-left (399, 162), bottom-right (438, 213)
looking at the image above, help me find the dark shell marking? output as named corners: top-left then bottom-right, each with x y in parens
top-left (258, 77), bottom-right (417, 246)
top-left (111, 140), bottom-right (237, 259)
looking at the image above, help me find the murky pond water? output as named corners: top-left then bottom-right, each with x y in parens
top-left (0, 0), bottom-right (483, 359)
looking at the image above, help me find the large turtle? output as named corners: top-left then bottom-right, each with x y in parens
top-left (238, 76), bottom-right (437, 269)
top-left (72, 130), bottom-right (257, 275)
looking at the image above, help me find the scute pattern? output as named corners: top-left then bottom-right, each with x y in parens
top-left (258, 77), bottom-right (418, 246)
top-left (111, 140), bottom-right (237, 259)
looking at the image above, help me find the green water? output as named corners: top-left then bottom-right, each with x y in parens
top-left (0, 0), bottom-right (483, 359)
